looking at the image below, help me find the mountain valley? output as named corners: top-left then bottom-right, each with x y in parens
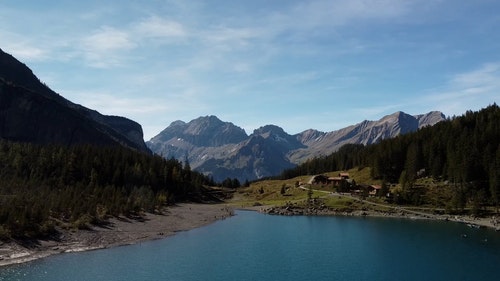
top-left (147, 111), bottom-right (446, 182)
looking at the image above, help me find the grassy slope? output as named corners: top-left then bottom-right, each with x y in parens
top-left (228, 167), bottom-right (388, 212)
top-left (228, 165), bottom-right (499, 217)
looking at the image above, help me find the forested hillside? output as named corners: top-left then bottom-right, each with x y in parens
top-left (280, 104), bottom-right (500, 210)
top-left (0, 142), bottom-right (214, 240)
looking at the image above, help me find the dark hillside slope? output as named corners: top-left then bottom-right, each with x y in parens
top-left (280, 104), bottom-right (500, 209)
top-left (0, 48), bottom-right (149, 152)
top-left (0, 79), bottom-right (135, 146)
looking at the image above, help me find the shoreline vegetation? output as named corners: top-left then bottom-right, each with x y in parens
top-left (1, 195), bottom-right (499, 268)
top-left (254, 199), bottom-right (500, 230)
top-left (236, 185), bottom-right (500, 232)
top-left (0, 203), bottom-right (233, 267)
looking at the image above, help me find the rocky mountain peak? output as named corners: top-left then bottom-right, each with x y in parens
top-left (148, 111), bottom-right (446, 182)
top-left (185, 115), bottom-right (225, 135)
top-left (148, 115), bottom-right (247, 149)
top-left (170, 120), bottom-right (186, 127)
top-left (380, 111), bottom-right (411, 123)
top-left (416, 111), bottom-right (447, 128)
top-left (252, 124), bottom-right (287, 138)
top-left (252, 124), bottom-right (305, 151)
top-left (295, 129), bottom-right (326, 145)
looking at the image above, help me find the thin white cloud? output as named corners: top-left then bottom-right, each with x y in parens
top-left (430, 63), bottom-right (500, 101)
top-left (63, 91), bottom-right (187, 140)
top-left (181, 0), bottom-right (421, 77)
top-left (1, 0), bottom-right (497, 140)
top-left (202, 26), bottom-right (262, 47)
top-left (4, 43), bottom-right (47, 61)
top-left (451, 63), bottom-right (500, 90)
top-left (0, 32), bottom-right (48, 61)
top-left (79, 26), bottom-right (136, 68)
top-left (1, 0), bottom-right (421, 71)
top-left (405, 63), bottom-right (499, 116)
top-left (134, 16), bottom-right (187, 38)
top-left (351, 63), bottom-right (500, 120)
top-left (83, 26), bottom-right (136, 51)
top-left (65, 91), bottom-right (168, 115)
top-left (77, 16), bottom-right (191, 68)
top-left (64, 84), bottom-right (211, 121)
top-left (294, 0), bottom-right (410, 27)
top-left (266, 0), bottom-right (416, 36)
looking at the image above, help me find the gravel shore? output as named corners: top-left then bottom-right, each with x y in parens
top-left (0, 203), bottom-right (233, 267)
top-left (2, 201), bottom-right (497, 267)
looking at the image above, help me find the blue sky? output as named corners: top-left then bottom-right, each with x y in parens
top-left (1, 0), bottom-right (499, 139)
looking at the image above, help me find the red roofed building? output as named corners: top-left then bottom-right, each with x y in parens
top-left (368, 185), bottom-right (382, 196)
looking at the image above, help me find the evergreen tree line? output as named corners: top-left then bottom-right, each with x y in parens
top-left (279, 104), bottom-right (500, 210)
top-left (0, 142), bottom-right (214, 240)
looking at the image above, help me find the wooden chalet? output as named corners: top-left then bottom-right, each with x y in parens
top-left (368, 185), bottom-right (382, 196)
top-left (328, 172), bottom-right (350, 187)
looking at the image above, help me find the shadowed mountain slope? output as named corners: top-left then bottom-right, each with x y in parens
top-left (148, 111), bottom-right (445, 182)
top-left (0, 48), bottom-right (149, 152)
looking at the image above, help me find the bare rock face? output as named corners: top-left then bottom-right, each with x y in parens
top-left (149, 116), bottom-right (248, 148)
top-left (148, 111), bottom-right (445, 182)
top-left (416, 111), bottom-right (447, 128)
top-left (147, 116), bottom-right (248, 167)
top-left (289, 111), bottom-right (445, 164)
top-left (0, 48), bottom-right (150, 152)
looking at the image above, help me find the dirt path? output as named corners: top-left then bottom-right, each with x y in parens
top-left (300, 178), bottom-right (500, 230)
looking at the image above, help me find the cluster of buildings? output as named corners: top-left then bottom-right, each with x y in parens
top-left (311, 173), bottom-right (383, 197)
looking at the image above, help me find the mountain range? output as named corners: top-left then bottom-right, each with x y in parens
top-left (0, 47), bottom-right (446, 182)
top-left (147, 111), bottom-right (446, 182)
top-left (0, 48), bottom-right (149, 152)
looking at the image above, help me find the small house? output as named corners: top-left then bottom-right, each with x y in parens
top-left (339, 172), bottom-right (350, 179)
top-left (368, 185), bottom-right (382, 196)
top-left (312, 175), bottom-right (329, 185)
top-left (327, 176), bottom-right (343, 186)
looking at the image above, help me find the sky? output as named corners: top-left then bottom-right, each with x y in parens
top-left (0, 0), bottom-right (499, 140)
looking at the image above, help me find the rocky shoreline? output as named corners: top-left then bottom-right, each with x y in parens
top-left (259, 202), bottom-right (500, 231)
top-left (262, 203), bottom-right (432, 219)
top-left (0, 203), bottom-right (233, 267)
top-left (1, 201), bottom-right (498, 268)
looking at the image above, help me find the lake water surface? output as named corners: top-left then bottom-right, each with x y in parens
top-left (1, 211), bottom-right (499, 281)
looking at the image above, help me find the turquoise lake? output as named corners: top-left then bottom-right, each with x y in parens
top-left (1, 210), bottom-right (499, 281)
